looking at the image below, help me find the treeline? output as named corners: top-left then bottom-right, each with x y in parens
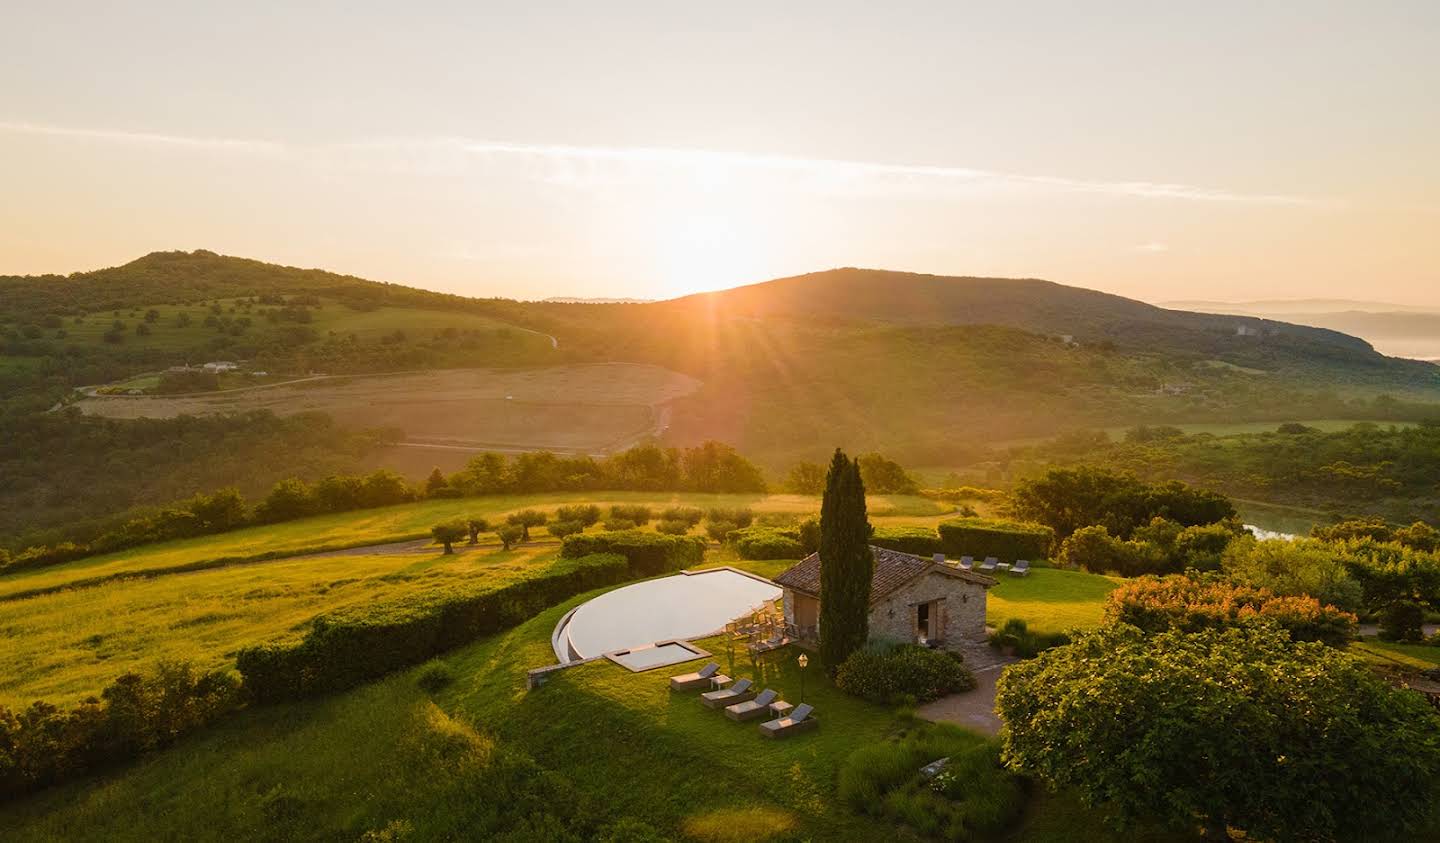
top-left (0, 410), bottom-right (396, 551)
top-left (1021, 421), bottom-right (1440, 521)
top-left (0, 441), bottom-right (768, 575)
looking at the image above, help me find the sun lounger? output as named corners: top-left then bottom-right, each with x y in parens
top-left (702, 678), bottom-right (755, 709)
top-left (669, 662), bottom-right (720, 691)
top-left (978, 557), bottom-right (999, 572)
top-left (724, 689), bottom-right (779, 721)
top-left (958, 556), bottom-right (974, 570)
top-left (759, 703), bottom-right (816, 738)
top-left (1011, 560), bottom-right (1030, 576)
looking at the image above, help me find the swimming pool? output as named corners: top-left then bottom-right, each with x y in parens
top-left (553, 568), bottom-right (781, 664)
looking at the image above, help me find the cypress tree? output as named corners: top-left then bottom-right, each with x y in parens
top-left (818, 448), bottom-right (874, 671)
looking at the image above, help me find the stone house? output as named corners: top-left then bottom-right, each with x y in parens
top-left (773, 546), bottom-right (996, 651)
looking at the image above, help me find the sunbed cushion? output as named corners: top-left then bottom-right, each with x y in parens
top-left (698, 662), bottom-right (719, 678)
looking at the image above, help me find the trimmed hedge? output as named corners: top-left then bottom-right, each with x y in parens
top-left (870, 526), bottom-right (942, 558)
top-left (237, 553), bottom-right (629, 702)
top-left (560, 530), bottom-right (706, 577)
top-left (728, 526), bottom-right (805, 560)
top-left (937, 517), bottom-right (1053, 562)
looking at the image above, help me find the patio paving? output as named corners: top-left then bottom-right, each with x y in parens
top-left (914, 659), bottom-right (1016, 736)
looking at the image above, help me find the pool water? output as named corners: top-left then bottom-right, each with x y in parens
top-left (608, 642), bottom-right (705, 671)
top-left (555, 568), bottom-right (781, 662)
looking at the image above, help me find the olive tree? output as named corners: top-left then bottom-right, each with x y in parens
top-left (506, 509), bottom-right (547, 541)
top-left (496, 524), bottom-right (524, 551)
top-left (996, 624), bottom-right (1440, 841)
top-left (430, 522), bottom-right (467, 555)
top-left (465, 518), bottom-right (489, 545)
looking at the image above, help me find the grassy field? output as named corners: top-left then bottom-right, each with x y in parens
top-left (985, 568), bottom-right (1121, 635)
top-left (0, 565), bottom-right (1177, 842)
top-left (72, 362), bottom-right (701, 454)
top-left (0, 492), bottom-right (946, 600)
top-left (0, 493), bottom-right (953, 702)
top-left (0, 544), bottom-right (561, 707)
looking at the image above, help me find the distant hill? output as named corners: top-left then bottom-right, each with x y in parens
top-left (1164, 298), bottom-right (1439, 315)
top-left (1163, 297), bottom-right (1440, 362)
top-left (4, 251), bottom-right (1440, 475)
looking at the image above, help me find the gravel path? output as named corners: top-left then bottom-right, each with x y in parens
top-left (914, 659), bottom-right (1016, 736)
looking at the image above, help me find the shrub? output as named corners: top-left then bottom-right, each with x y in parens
top-left (654, 519), bottom-right (690, 536)
top-left (1380, 600), bottom-right (1426, 642)
top-left (555, 504), bottom-right (602, 527)
top-left (415, 660), bottom-right (454, 693)
top-left (237, 553), bottom-right (629, 702)
top-left (988, 618), bottom-right (1069, 659)
top-left (838, 727), bottom-right (1023, 840)
top-left (870, 526), bottom-right (942, 557)
top-left (755, 511), bottom-right (798, 528)
top-left (835, 643), bottom-right (975, 705)
top-left (705, 519), bottom-right (738, 542)
top-left (1104, 574), bottom-right (1357, 647)
top-left (547, 519), bottom-right (585, 540)
top-left (430, 522), bottom-right (467, 554)
top-left (659, 506), bottom-right (703, 527)
top-left (938, 517), bottom-right (1053, 563)
top-left (729, 527), bottom-right (805, 560)
top-left (603, 518), bottom-right (637, 532)
top-left (1057, 525), bottom-right (1168, 576)
top-left (706, 507), bottom-right (753, 529)
top-left (796, 516), bottom-right (820, 555)
top-left (609, 504), bottom-right (652, 526)
top-left (0, 661), bottom-right (240, 801)
top-left (560, 530), bottom-right (706, 577)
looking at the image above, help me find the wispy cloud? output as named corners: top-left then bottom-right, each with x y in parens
top-left (0, 120), bottom-right (286, 155)
top-left (1, 120), bottom-right (1330, 206)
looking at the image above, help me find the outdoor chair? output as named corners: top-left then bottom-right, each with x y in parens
top-left (978, 557), bottom-right (999, 572)
top-left (759, 703), bottom-right (816, 738)
top-left (701, 678), bottom-right (755, 709)
top-left (1011, 560), bottom-right (1031, 576)
top-left (669, 662), bottom-right (720, 691)
top-left (957, 556), bottom-right (974, 570)
top-left (725, 688), bottom-right (779, 721)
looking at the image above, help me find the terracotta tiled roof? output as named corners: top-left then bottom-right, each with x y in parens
top-left (773, 546), bottom-right (996, 604)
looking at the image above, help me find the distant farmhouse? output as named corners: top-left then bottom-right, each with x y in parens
top-left (774, 546), bottom-right (996, 652)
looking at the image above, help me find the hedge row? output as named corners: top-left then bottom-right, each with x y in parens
top-left (936, 517), bottom-right (1054, 562)
top-left (1, 661), bottom-right (240, 802)
top-left (559, 530), bottom-right (706, 576)
top-left (728, 526), bottom-right (806, 560)
top-left (869, 526), bottom-right (943, 558)
top-left (237, 553), bottom-right (629, 702)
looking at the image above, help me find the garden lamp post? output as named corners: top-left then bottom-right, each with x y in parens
top-left (797, 653), bottom-right (809, 703)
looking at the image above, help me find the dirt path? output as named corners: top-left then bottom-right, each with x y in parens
top-left (914, 660), bottom-right (1016, 736)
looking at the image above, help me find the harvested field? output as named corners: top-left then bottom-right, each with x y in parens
top-left (72, 363), bottom-right (702, 454)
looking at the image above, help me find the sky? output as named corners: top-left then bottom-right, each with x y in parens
top-left (2, 1), bottom-right (1437, 304)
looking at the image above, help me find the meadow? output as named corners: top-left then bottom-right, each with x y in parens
top-left (0, 493), bottom-right (952, 702)
top-left (0, 492), bottom-right (946, 600)
top-left (0, 545), bottom-right (560, 707)
top-left (0, 564), bottom-right (1184, 843)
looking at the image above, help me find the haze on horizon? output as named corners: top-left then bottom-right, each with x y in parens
top-left (2, 2), bottom-right (1437, 306)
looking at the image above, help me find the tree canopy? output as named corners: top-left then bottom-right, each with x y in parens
top-left (997, 624), bottom-right (1440, 841)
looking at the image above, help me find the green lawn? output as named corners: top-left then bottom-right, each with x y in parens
top-left (1353, 639), bottom-right (1440, 670)
top-left (0, 568), bottom-right (1165, 842)
top-left (985, 567), bottom-right (1120, 635)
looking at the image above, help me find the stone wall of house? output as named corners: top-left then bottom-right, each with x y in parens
top-left (867, 571), bottom-right (989, 650)
top-left (781, 589), bottom-right (796, 625)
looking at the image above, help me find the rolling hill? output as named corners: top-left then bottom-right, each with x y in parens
top-left (3, 251), bottom-right (1440, 540)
